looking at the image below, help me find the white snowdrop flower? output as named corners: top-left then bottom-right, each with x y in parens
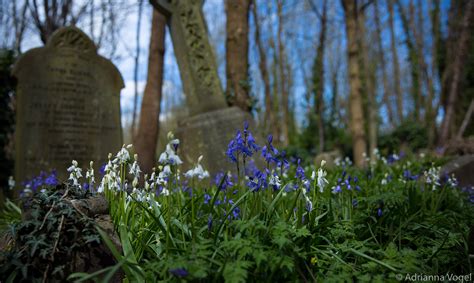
top-left (129, 154), bottom-right (141, 188)
top-left (381, 173), bottom-right (389, 185)
top-left (167, 131), bottom-right (174, 140)
top-left (334, 157), bottom-right (342, 166)
top-left (159, 143), bottom-right (183, 165)
top-left (304, 194), bottom-right (313, 212)
top-left (424, 166), bottom-right (441, 190)
top-left (21, 188), bottom-right (33, 197)
top-left (381, 157), bottom-right (388, 164)
top-left (314, 160), bottom-right (328, 193)
top-left (114, 144), bottom-right (131, 164)
top-left (419, 152), bottom-right (426, 159)
top-left (8, 176), bottom-right (15, 190)
top-left (86, 161), bottom-right (95, 189)
top-left (169, 139), bottom-right (180, 146)
top-left (185, 155), bottom-right (210, 180)
top-left (161, 187), bottom-right (170, 196)
top-left (157, 165), bottom-right (172, 185)
top-left (344, 157), bottom-right (352, 166)
top-left (447, 174), bottom-right (458, 187)
top-left (67, 160), bottom-right (82, 186)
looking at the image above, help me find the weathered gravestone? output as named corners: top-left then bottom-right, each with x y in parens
top-left (13, 26), bottom-right (123, 184)
top-left (441, 155), bottom-right (474, 188)
top-left (151, 0), bottom-right (255, 174)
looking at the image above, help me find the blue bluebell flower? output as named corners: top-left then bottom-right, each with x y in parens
top-left (214, 172), bottom-right (234, 191)
top-left (296, 159), bottom-right (305, 180)
top-left (208, 215), bottom-right (213, 231)
top-left (403, 170), bottom-right (418, 181)
top-left (246, 168), bottom-right (268, 192)
top-left (99, 163), bottom-right (106, 176)
top-left (169, 268), bottom-right (188, 278)
top-left (332, 185), bottom-right (342, 194)
top-left (232, 206), bottom-right (241, 219)
top-left (44, 171), bottom-right (58, 186)
top-left (352, 199), bottom-right (358, 207)
top-left (377, 208), bottom-right (383, 217)
top-left (204, 193), bottom-right (211, 204)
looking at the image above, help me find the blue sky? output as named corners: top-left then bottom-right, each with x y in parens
top-left (19, 0), bottom-right (452, 131)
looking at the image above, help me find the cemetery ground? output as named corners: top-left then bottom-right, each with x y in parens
top-left (1, 124), bottom-right (474, 282)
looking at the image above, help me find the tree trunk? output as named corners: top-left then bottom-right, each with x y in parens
top-left (312, 0), bottom-right (327, 153)
top-left (277, 0), bottom-right (289, 146)
top-left (342, 0), bottom-right (367, 167)
top-left (225, 0), bottom-right (251, 112)
top-left (252, 0), bottom-right (274, 134)
top-left (387, 0), bottom-right (403, 123)
top-left (439, 0), bottom-right (474, 144)
top-left (374, 0), bottom-right (394, 127)
top-left (131, 0), bottom-right (144, 141)
top-left (135, 9), bottom-right (166, 174)
top-left (396, 0), bottom-right (422, 122)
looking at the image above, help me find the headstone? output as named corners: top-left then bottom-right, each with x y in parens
top-left (13, 26), bottom-right (123, 184)
top-left (151, 0), bottom-right (257, 173)
top-left (441, 155), bottom-right (474, 187)
top-left (314, 150), bottom-right (342, 168)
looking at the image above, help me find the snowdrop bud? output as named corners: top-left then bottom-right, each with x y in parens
top-left (198, 155), bottom-right (204, 163)
top-left (126, 144), bottom-right (133, 149)
top-left (321, 160), bottom-right (326, 167)
top-left (90, 161), bottom-right (94, 167)
top-left (167, 131), bottom-right (174, 140)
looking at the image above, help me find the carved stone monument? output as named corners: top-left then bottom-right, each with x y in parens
top-left (151, 0), bottom-right (254, 173)
top-left (13, 27), bottom-right (123, 183)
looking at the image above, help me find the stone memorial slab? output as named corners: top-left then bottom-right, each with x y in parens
top-left (176, 107), bottom-right (254, 173)
top-left (441, 155), bottom-right (474, 188)
top-left (13, 27), bottom-right (123, 184)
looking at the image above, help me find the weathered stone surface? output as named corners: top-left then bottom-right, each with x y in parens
top-left (314, 150), bottom-right (342, 168)
top-left (175, 106), bottom-right (257, 174)
top-left (12, 26), bottom-right (123, 184)
top-left (441, 155), bottom-right (474, 187)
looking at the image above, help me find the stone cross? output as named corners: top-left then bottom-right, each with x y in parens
top-left (151, 0), bottom-right (227, 115)
top-left (13, 26), bottom-right (124, 184)
top-left (150, 0), bottom-right (255, 174)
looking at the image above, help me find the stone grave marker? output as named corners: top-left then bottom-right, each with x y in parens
top-left (13, 26), bottom-right (123, 184)
top-left (151, 0), bottom-right (256, 174)
top-left (441, 155), bottom-right (474, 188)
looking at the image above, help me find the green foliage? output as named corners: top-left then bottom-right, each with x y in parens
top-left (0, 184), bottom-right (106, 282)
top-left (4, 143), bottom-right (474, 282)
top-left (378, 120), bottom-right (428, 153)
top-left (94, 150), bottom-right (474, 282)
